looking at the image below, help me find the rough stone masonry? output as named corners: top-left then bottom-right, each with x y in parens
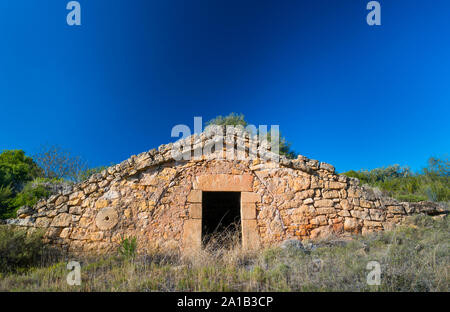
top-left (5, 130), bottom-right (448, 254)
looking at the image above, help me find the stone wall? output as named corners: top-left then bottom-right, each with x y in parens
top-left (6, 132), bottom-right (448, 254)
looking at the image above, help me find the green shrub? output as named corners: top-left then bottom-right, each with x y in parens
top-left (118, 236), bottom-right (137, 260)
top-left (0, 185), bottom-right (13, 209)
top-left (0, 150), bottom-right (43, 218)
top-left (342, 157), bottom-right (450, 202)
top-left (1, 178), bottom-right (66, 219)
top-left (395, 194), bottom-right (428, 202)
top-left (205, 113), bottom-right (297, 159)
top-left (0, 150), bottom-right (42, 190)
top-left (0, 226), bottom-right (45, 273)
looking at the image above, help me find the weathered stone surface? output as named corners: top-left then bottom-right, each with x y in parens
top-left (50, 213), bottom-right (72, 227)
top-left (69, 206), bottom-right (83, 215)
top-left (320, 162), bottom-right (335, 173)
top-left (344, 218), bottom-right (360, 232)
top-left (194, 174), bottom-right (253, 192)
top-left (369, 209), bottom-right (384, 221)
top-left (328, 181), bottom-right (346, 189)
top-left (242, 219), bottom-right (260, 250)
top-left (310, 225), bottom-right (333, 239)
top-left (316, 207), bottom-right (336, 215)
top-left (182, 219), bottom-right (202, 252)
top-left (83, 183), bottom-right (98, 195)
top-left (189, 204), bottom-right (202, 219)
top-left (322, 190), bottom-right (340, 199)
top-left (241, 192), bottom-right (261, 203)
top-left (68, 197), bottom-right (82, 206)
top-left (187, 190), bottom-right (202, 203)
top-left (387, 205), bottom-right (405, 214)
top-left (311, 215), bottom-right (327, 226)
top-left (46, 227), bottom-right (62, 239)
top-left (55, 196), bottom-right (68, 207)
top-left (241, 202), bottom-right (256, 220)
top-left (17, 206), bottom-right (33, 218)
top-left (351, 210), bottom-right (370, 220)
top-left (59, 227), bottom-right (71, 239)
top-left (95, 207), bottom-right (118, 230)
top-left (314, 199), bottom-right (334, 208)
top-left (95, 199), bottom-right (109, 209)
top-left (296, 189), bottom-right (315, 200)
top-left (35, 217), bottom-right (51, 228)
top-left (293, 177), bottom-right (310, 191)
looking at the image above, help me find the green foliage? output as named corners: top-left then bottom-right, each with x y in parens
top-left (0, 150), bottom-right (42, 190)
top-left (424, 156), bottom-right (450, 177)
top-left (395, 194), bottom-right (428, 202)
top-left (342, 157), bottom-right (450, 202)
top-left (0, 226), bottom-right (45, 273)
top-left (118, 236), bottom-right (137, 260)
top-left (0, 185), bottom-right (13, 203)
top-left (0, 150), bottom-right (43, 219)
top-left (6, 183), bottom-right (51, 218)
top-left (205, 113), bottom-right (297, 159)
top-left (205, 112), bottom-right (247, 127)
top-left (0, 178), bottom-right (64, 219)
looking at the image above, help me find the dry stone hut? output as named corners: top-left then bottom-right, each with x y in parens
top-left (7, 129), bottom-right (447, 254)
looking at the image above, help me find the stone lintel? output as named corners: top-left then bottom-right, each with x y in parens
top-left (193, 174), bottom-right (253, 192)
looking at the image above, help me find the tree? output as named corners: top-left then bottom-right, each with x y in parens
top-left (423, 156), bottom-right (450, 177)
top-left (0, 150), bottom-right (42, 190)
top-left (205, 113), bottom-right (297, 159)
top-left (0, 150), bottom-right (43, 218)
top-left (33, 144), bottom-right (88, 181)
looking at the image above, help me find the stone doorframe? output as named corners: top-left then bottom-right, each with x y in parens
top-left (182, 174), bottom-right (261, 251)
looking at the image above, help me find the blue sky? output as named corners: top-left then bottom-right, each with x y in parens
top-left (0, 0), bottom-right (449, 173)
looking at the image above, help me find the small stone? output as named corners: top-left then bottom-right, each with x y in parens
top-left (55, 196), bottom-right (68, 207)
top-left (314, 199), bottom-right (334, 208)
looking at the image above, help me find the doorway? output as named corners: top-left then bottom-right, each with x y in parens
top-left (202, 191), bottom-right (241, 247)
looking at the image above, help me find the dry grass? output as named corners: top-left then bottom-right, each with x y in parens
top-left (0, 215), bottom-right (448, 292)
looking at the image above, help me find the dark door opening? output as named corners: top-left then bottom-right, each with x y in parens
top-left (202, 192), bottom-right (241, 247)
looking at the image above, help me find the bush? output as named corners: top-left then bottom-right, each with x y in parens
top-left (205, 113), bottom-right (297, 159)
top-left (1, 178), bottom-right (69, 219)
top-left (395, 194), bottom-right (428, 203)
top-left (0, 226), bottom-right (45, 273)
top-left (342, 157), bottom-right (450, 202)
top-left (118, 236), bottom-right (137, 260)
top-left (0, 150), bottom-right (43, 218)
top-left (0, 150), bottom-right (42, 190)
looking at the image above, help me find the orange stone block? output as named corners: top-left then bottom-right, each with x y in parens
top-left (194, 174), bottom-right (253, 192)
